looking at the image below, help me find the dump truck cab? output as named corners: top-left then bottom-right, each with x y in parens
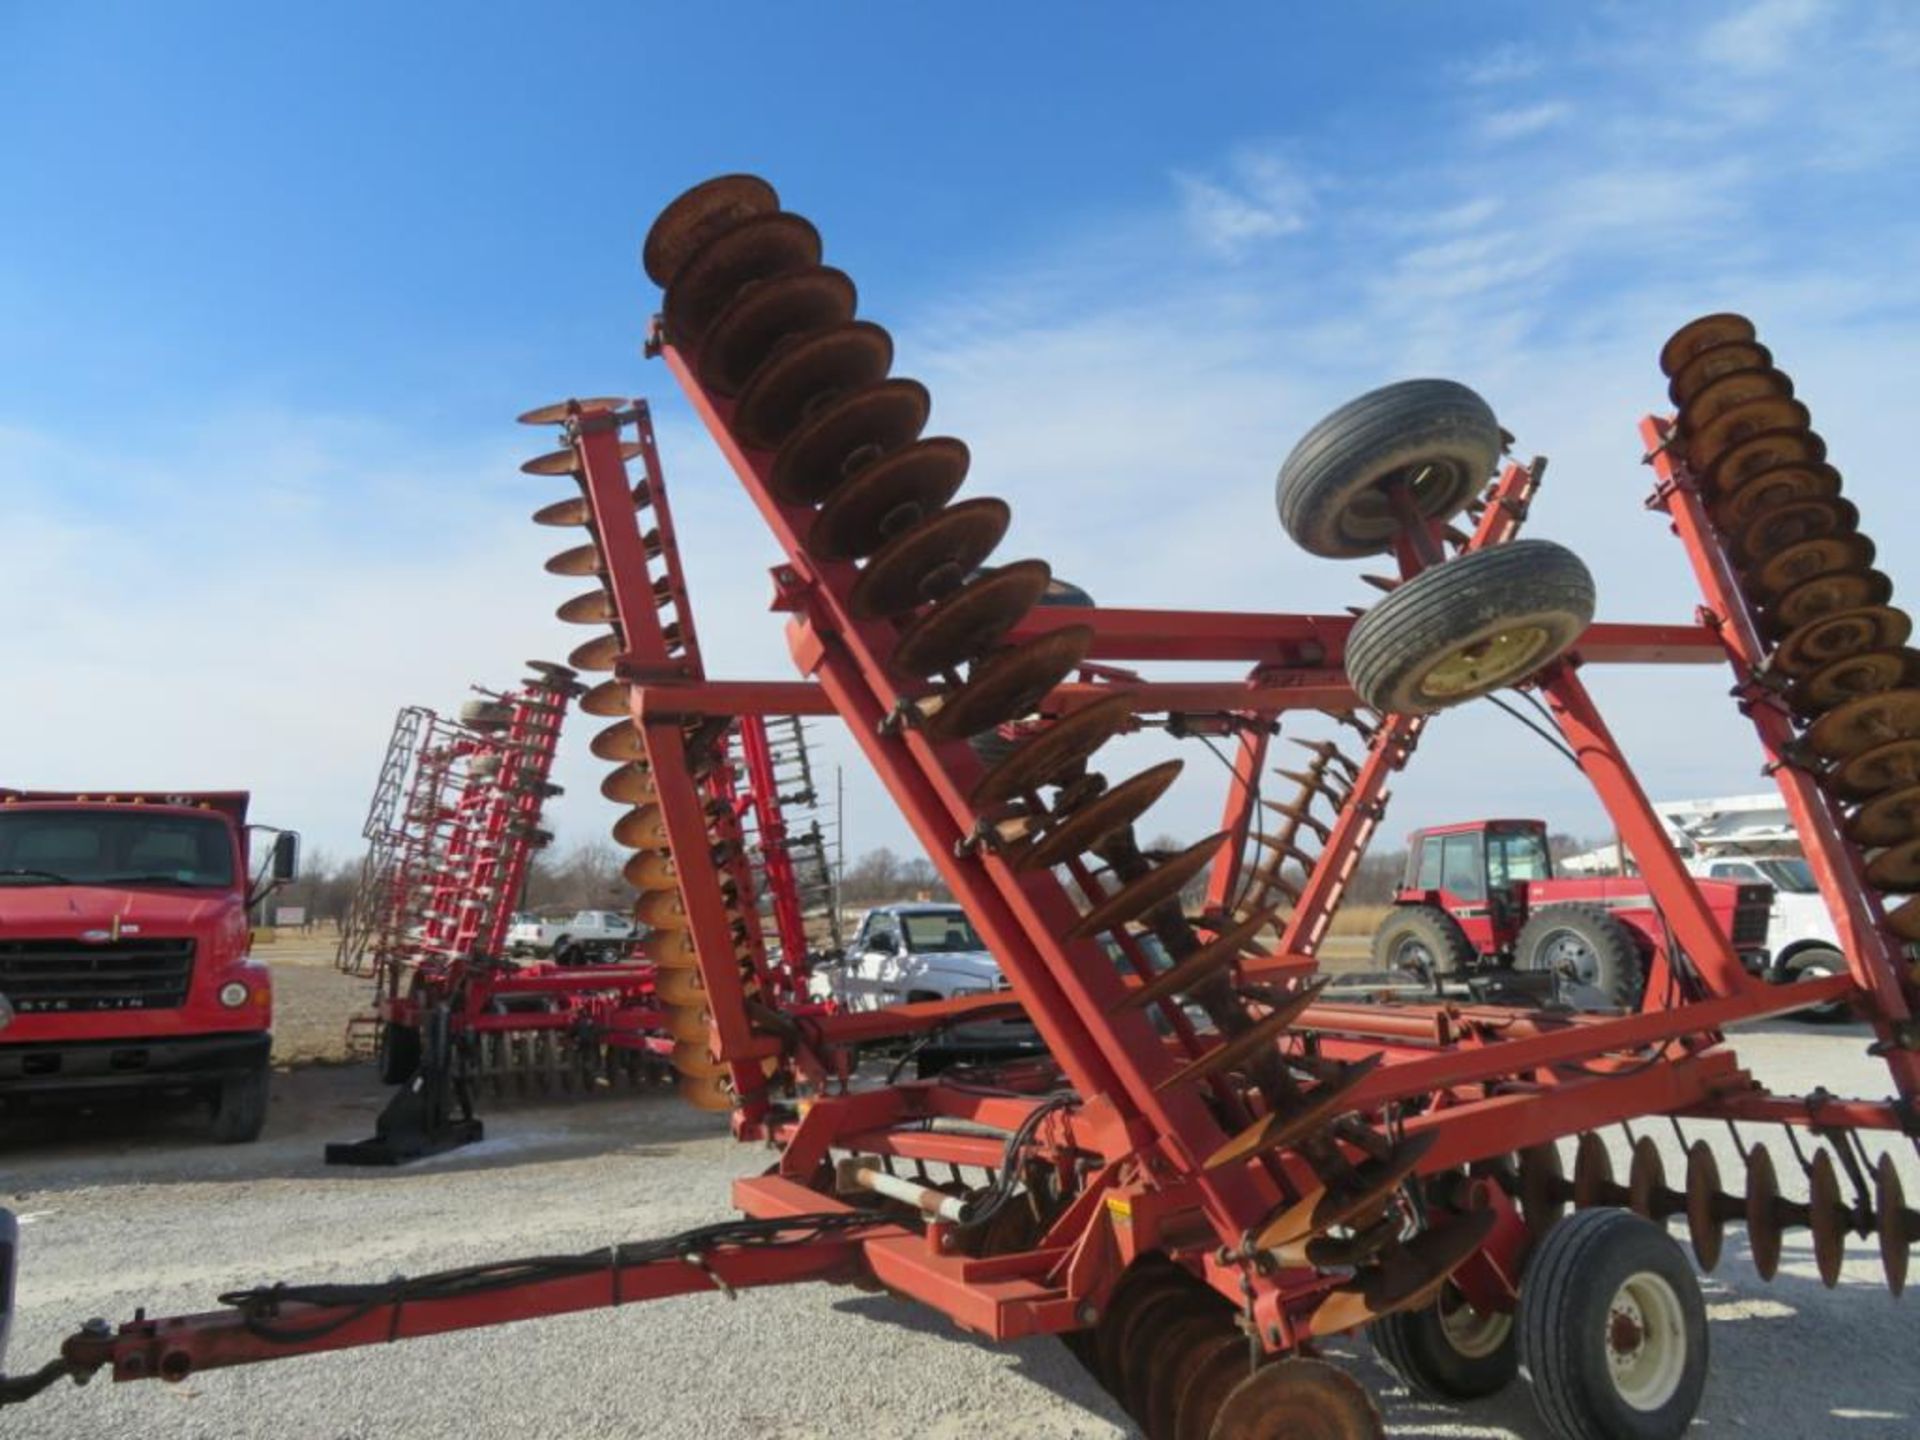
top-left (0, 790), bottom-right (296, 1142)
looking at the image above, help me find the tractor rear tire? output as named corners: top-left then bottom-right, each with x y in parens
top-left (1368, 1282), bottom-right (1517, 1401)
top-left (1371, 905), bottom-right (1474, 984)
top-left (1518, 1208), bottom-right (1708, 1440)
top-left (1514, 904), bottom-right (1643, 1011)
top-left (1344, 540), bottom-right (1596, 714)
top-left (1277, 379), bottom-right (1502, 558)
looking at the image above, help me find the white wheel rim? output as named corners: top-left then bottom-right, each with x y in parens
top-left (1438, 1285), bottom-right (1512, 1358)
top-left (1606, 1270), bottom-right (1687, 1411)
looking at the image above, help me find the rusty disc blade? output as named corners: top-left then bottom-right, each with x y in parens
top-left (848, 497), bottom-right (1012, 620)
top-left (643, 174), bottom-right (781, 288)
top-left (1669, 339), bottom-right (1774, 407)
top-left (1155, 978), bottom-right (1327, 1093)
top-left (1737, 497), bottom-right (1857, 568)
top-left (1709, 429), bottom-right (1827, 494)
top-left (1170, 1330), bottom-right (1253, 1440)
top-left (623, 848), bottom-right (678, 889)
top-left (1807, 688), bottom-right (1920, 760)
top-left (1307, 1209), bottom-right (1500, 1341)
top-left (638, 887), bottom-right (692, 930)
top-left (1768, 567), bottom-right (1895, 636)
top-left (600, 763), bottom-right (656, 804)
top-left (662, 212), bottom-right (822, 346)
top-left (1680, 367), bottom-right (1794, 434)
top-left (769, 378), bottom-right (931, 505)
top-left (1068, 831), bottom-right (1226, 941)
top-left (1660, 312), bottom-right (1758, 377)
top-left (1115, 906), bottom-right (1284, 1013)
top-left (1795, 647), bottom-right (1920, 717)
top-left (533, 484), bottom-right (647, 528)
top-left (545, 543), bottom-right (605, 578)
top-left (670, 1038), bottom-right (725, 1077)
top-left (1684, 1141), bottom-right (1727, 1271)
top-left (1018, 760), bottom-right (1183, 872)
top-left (809, 437), bottom-right (972, 562)
top-left (589, 718), bottom-right (646, 761)
top-left (1808, 1149), bottom-right (1846, 1289)
top-left (1745, 1144), bottom-right (1783, 1280)
top-left (1143, 1309), bottom-right (1237, 1440)
top-left (1627, 1137), bottom-right (1669, 1219)
top-left (1258, 1130), bottom-right (1440, 1252)
top-left (1687, 398), bottom-right (1813, 476)
top-left (892, 559), bottom-right (1052, 679)
top-left (731, 321), bottom-right (895, 452)
top-left (558, 588), bottom-right (617, 625)
top-left (971, 692), bottom-right (1136, 809)
top-left (1204, 1051), bottom-right (1380, 1168)
top-left (1875, 1154), bottom-right (1911, 1296)
top-left (1572, 1132), bottom-right (1615, 1208)
top-left (1208, 1355), bottom-right (1387, 1438)
top-left (922, 625), bottom-right (1095, 742)
top-left (1095, 1264), bottom-right (1196, 1398)
top-left (1777, 605), bottom-right (1911, 678)
top-left (516, 396), bottom-right (628, 426)
top-left (611, 804), bottom-right (668, 848)
top-left (1714, 462), bottom-right (1843, 533)
top-left (1748, 534), bottom-right (1877, 604)
top-left (580, 678), bottom-right (630, 717)
top-left (655, 967), bottom-right (707, 1008)
top-left (521, 439), bottom-right (642, 477)
top-left (645, 928), bottom-right (699, 969)
top-left (1866, 837), bottom-right (1920, 892)
top-left (1831, 737), bottom-right (1920, 799)
top-left (1886, 894), bottom-right (1920, 943)
top-left (697, 266), bottom-right (859, 396)
top-left (1520, 1143), bottom-right (1568, 1240)
top-left (568, 631), bottom-right (624, 673)
top-left (677, 1071), bottom-right (734, 1111)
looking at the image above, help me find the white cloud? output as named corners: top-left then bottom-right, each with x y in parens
top-left (1456, 43), bottom-right (1544, 87)
top-left (1176, 149), bottom-right (1313, 258)
top-left (1701, 0), bottom-right (1829, 72)
top-left (1478, 100), bottom-right (1571, 142)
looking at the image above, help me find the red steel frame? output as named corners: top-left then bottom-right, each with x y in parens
top-left (13, 362), bottom-right (1917, 1400)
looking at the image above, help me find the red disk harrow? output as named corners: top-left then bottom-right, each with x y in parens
top-left (4, 178), bottom-right (1917, 1440)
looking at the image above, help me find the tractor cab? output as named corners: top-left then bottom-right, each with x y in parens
top-left (1399, 819), bottom-right (1553, 954)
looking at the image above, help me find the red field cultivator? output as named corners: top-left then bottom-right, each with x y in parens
top-left (5, 178), bottom-right (1917, 1440)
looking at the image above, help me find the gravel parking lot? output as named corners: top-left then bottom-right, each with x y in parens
top-left (5, 981), bottom-right (1918, 1438)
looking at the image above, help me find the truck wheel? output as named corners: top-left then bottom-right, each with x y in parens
top-left (551, 938), bottom-right (577, 966)
top-left (1784, 947), bottom-right (1852, 1023)
top-left (209, 1062), bottom-right (271, 1144)
top-left (1519, 1209), bottom-right (1708, 1440)
top-left (1369, 1281), bottom-right (1516, 1400)
top-left (1514, 904), bottom-right (1643, 1011)
top-left (1277, 379), bottom-right (1502, 558)
top-left (1344, 541), bottom-right (1596, 713)
top-left (376, 1021), bottom-right (423, 1084)
top-left (1371, 905), bottom-right (1474, 984)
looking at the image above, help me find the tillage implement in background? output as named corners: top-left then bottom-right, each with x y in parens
top-left (4, 177), bottom-right (1916, 1440)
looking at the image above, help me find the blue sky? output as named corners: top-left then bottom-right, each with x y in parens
top-left (4, 1), bottom-right (1919, 868)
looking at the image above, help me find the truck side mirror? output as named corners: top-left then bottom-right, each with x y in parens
top-left (271, 831), bottom-right (300, 883)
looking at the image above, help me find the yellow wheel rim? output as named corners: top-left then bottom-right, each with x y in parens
top-left (1421, 624), bottom-right (1552, 700)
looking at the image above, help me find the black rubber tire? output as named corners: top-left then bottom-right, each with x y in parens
top-left (1372, 904), bottom-right (1475, 982)
top-left (1344, 540), bottom-right (1596, 713)
top-left (1518, 1208), bottom-right (1708, 1440)
top-left (1278, 379), bottom-right (1502, 558)
top-left (550, 938), bottom-right (576, 965)
top-left (1784, 946), bottom-right (1853, 1023)
top-left (1368, 1282), bottom-right (1517, 1401)
top-left (209, 1062), bottom-right (270, 1144)
top-left (376, 1021), bottom-right (423, 1084)
top-left (1514, 903), bottom-right (1644, 1011)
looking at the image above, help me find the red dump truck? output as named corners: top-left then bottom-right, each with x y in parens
top-left (0, 791), bottom-right (296, 1142)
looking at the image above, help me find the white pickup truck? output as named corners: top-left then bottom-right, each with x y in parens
top-left (505, 909), bottom-right (636, 963)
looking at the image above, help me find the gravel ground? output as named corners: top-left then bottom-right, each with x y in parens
top-left (5, 993), bottom-right (1918, 1436)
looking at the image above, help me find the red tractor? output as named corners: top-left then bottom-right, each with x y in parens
top-left (1371, 818), bottom-right (1773, 1008)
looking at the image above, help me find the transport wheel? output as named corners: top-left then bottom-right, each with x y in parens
top-left (1518, 1209), bottom-right (1708, 1440)
top-left (1513, 903), bottom-right (1643, 1011)
top-left (1784, 946), bottom-right (1852, 1023)
top-left (375, 1021), bottom-right (422, 1085)
top-left (1367, 1281), bottom-right (1517, 1400)
top-left (1370, 905), bottom-right (1474, 986)
top-left (1343, 541), bottom-right (1596, 713)
top-left (209, 1061), bottom-right (270, 1144)
top-left (1277, 379), bottom-right (1502, 558)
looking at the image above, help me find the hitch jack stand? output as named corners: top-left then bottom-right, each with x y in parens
top-left (325, 1007), bottom-right (483, 1166)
